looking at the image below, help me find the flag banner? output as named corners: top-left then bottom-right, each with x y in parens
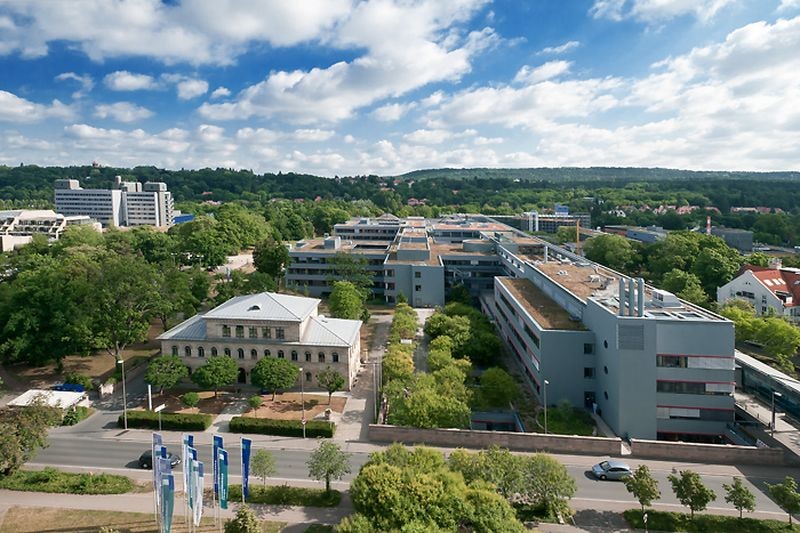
top-left (219, 448), bottom-right (229, 510)
top-left (154, 444), bottom-right (166, 508)
top-left (212, 434), bottom-right (223, 497)
top-left (193, 461), bottom-right (204, 527)
top-left (187, 447), bottom-right (198, 511)
top-left (241, 438), bottom-right (252, 502)
top-left (152, 433), bottom-right (162, 493)
top-left (161, 472), bottom-right (175, 533)
top-left (182, 434), bottom-right (193, 497)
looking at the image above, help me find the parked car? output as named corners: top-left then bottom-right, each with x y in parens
top-left (138, 450), bottom-right (180, 469)
top-left (591, 460), bottom-right (632, 481)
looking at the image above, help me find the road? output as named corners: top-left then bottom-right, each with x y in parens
top-left (31, 434), bottom-right (789, 517)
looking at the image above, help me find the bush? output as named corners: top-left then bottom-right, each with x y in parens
top-left (62, 406), bottom-right (94, 426)
top-left (0, 467), bottom-right (133, 494)
top-left (228, 484), bottom-right (341, 507)
top-left (229, 416), bottom-right (335, 438)
top-left (118, 410), bottom-right (212, 431)
top-left (622, 509), bottom-right (799, 532)
top-left (63, 372), bottom-right (93, 390)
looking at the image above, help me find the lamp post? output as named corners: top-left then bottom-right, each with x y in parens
top-left (117, 358), bottom-right (128, 430)
top-left (543, 379), bottom-right (550, 434)
top-left (299, 367), bottom-right (306, 439)
top-left (772, 391), bottom-right (782, 436)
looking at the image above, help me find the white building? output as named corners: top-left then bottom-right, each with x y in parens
top-left (717, 264), bottom-right (800, 322)
top-left (0, 209), bottom-right (99, 251)
top-left (158, 292), bottom-right (362, 390)
top-left (54, 176), bottom-right (174, 227)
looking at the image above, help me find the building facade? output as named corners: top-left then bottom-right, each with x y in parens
top-left (0, 209), bottom-right (99, 251)
top-left (158, 292), bottom-right (362, 390)
top-left (717, 264), bottom-right (800, 322)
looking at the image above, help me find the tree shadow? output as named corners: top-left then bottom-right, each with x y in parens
top-left (572, 509), bottom-right (630, 531)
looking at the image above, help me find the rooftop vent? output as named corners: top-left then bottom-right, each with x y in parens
top-left (247, 305), bottom-right (261, 312)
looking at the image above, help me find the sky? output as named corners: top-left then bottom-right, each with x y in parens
top-left (0, 0), bottom-right (799, 176)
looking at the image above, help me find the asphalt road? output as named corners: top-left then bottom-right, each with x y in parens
top-left (31, 434), bottom-right (788, 516)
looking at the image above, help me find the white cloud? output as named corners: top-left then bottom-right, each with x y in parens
top-left (175, 78), bottom-right (208, 100)
top-left (514, 61), bottom-right (572, 84)
top-left (371, 102), bottom-right (417, 122)
top-left (54, 72), bottom-right (94, 98)
top-left (94, 102), bottom-right (153, 123)
top-left (104, 71), bottom-right (157, 91)
top-left (404, 129), bottom-right (453, 144)
top-left (779, 0), bottom-right (800, 11)
top-left (0, 91), bottom-right (74, 122)
top-left (292, 129), bottom-right (336, 142)
top-left (590, 0), bottom-right (736, 22)
top-left (210, 86), bottom-right (231, 99)
top-left (537, 40), bottom-right (580, 55)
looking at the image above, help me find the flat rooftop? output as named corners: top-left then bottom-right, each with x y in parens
top-left (497, 277), bottom-right (585, 330)
top-left (291, 238), bottom-right (391, 253)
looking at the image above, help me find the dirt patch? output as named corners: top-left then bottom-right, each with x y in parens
top-left (248, 392), bottom-right (347, 420)
top-left (137, 390), bottom-right (235, 415)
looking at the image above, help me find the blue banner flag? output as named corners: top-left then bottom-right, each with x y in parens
top-left (193, 461), bottom-right (204, 527)
top-left (152, 433), bottom-right (162, 493)
top-left (241, 438), bottom-right (252, 502)
top-left (212, 434), bottom-right (223, 497)
top-left (182, 434), bottom-right (193, 498)
top-left (154, 444), bottom-right (166, 507)
top-left (219, 448), bottom-right (229, 510)
top-left (161, 472), bottom-right (175, 533)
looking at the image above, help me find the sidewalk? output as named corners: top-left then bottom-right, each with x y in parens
top-left (736, 390), bottom-right (800, 460)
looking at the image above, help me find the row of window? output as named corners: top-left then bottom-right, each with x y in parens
top-left (172, 345), bottom-right (340, 363)
top-left (656, 355), bottom-right (732, 370)
top-left (222, 325), bottom-right (285, 340)
top-left (656, 380), bottom-right (733, 396)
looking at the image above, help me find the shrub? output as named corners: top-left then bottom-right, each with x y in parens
top-left (229, 416), bottom-right (335, 438)
top-left (228, 484), bottom-right (341, 507)
top-left (63, 372), bottom-right (93, 390)
top-left (62, 406), bottom-right (94, 426)
top-left (0, 467), bottom-right (133, 494)
top-left (118, 410), bottom-right (212, 431)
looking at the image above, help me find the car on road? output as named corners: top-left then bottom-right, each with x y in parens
top-left (138, 450), bottom-right (180, 469)
top-left (591, 460), bottom-right (632, 481)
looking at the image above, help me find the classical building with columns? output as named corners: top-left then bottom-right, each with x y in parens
top-left (158, 292), bottom-right (362, 390)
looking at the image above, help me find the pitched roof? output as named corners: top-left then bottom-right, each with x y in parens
top-left (740, 264), bottom-right (800, 307)
top-left (158, 314), bottom-right (207, 341)
top-left (204, 292), bottom-right (320, 322)
top-left (302, 316), bottom-right (362, 347)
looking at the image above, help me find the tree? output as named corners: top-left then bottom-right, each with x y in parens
top-left (724, 477), bottom-right (755, 519)
top-left (479, 367), bottom-right (520, 408)
top-left (661, 269), bottom-right (708, 307)
top-left (224, 505), bottom-right (259, 533)
top-left (152, 264), bottom-right (201, 331)
top-left (0, 401), bottom-right (62, 475)
top-left (424, 313), bottom-right (471, 354)
top-left (518, 453), bottom-right (577, 518)
top-left (307, 440), bottom-right (351, 493)
top-left (583, 234), bottom-right (636, 273)
top-left (181, 392), bottom-right (199, 412)
top-left (317, 367), bottom-right (346, 404)
top-left (328, 252), bottom-right (373, 298)
top-left (191, 356), bottom-right (238, 398)
top-left (248, 395), bottom-right (263, 416)
top-left (555, 226), bottom-right (579, 245)
top-left (250, 357), bottom-right (299, 401)
top-left (382, 347), bottom-right (414, 384)
top-left (252, 238), bottom-right (290, 279)
top-left (329, 281), bottom-right (364, 320)
top-left (624, 465), bottom-right (661, 518)
top-left (385, 373), bottom-right (471, 429)
top-left (668, 470), bottom-right (716, 519)
top-left (767, 476), bottom-right (800, 525)
top-left (756, 317), bottom-right (800, 371)
top-left (250, 449), bottom-right (277, 486)
top-left (145, 355), bottom-right (188, 394)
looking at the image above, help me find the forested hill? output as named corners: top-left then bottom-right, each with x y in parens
top-left (396, 167), bottom-right (800, 182)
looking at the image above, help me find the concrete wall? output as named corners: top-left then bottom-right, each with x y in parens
top-left (368, 424), bottom-right (622, 455)
top-left (630, 438), bottom-right (783, 466)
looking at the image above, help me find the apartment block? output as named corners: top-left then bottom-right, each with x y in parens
top-left (0, 209), bottom-right (99, 251)
top-left (718, 264), bottom-right (800, 322)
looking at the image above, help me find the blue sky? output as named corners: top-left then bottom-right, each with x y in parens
top-left (0, 0), bottom-right (799, 176)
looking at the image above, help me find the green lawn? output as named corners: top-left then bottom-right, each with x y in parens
top-left (536, 405), bottom-right (595, 436)
top-left (0, 468), bottom-right (134, 494)
top-left (623, 509), bottom-right (800, 532)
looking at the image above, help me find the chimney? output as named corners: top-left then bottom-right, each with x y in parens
top-left (637, 277), bottom-right (645, 317)
top-left (618, 278), bottom-right (626, 316)
top-left (706, 216), bottom-right (711, 236)
top-left (628, 278), bottom-right (636, 317)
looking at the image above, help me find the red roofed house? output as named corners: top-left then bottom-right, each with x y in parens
top-left (717, 263), bottom-right (800, 323)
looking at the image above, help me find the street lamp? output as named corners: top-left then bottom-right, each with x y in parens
top-left (543, 379), bottom-right (550, 434)
top-left (117, 358), bottom-right (128, 430)
top-left (772, 391), bottom-right (783, 436)
top-left (299, 367), bottom-right (306, 439)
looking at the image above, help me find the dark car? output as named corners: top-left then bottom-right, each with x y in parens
top-left (591, 460), bottom-right (632, 481)
top-left (138, 450), bottom-right (180, 469)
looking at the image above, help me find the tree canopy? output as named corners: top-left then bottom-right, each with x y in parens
top-left (249, 357), bottom-right (299, 401)
top-left (145, 355), bottom-right (189, 393)
top-left (191, 356), bottom-right (238, 398)
top-left (329, 281), bottom-right (365, 320)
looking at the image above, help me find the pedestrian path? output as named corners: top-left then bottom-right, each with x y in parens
top-left (736, 390), bottom-right (800, 461)
top-left (207, 398), bottom-right (249, 434)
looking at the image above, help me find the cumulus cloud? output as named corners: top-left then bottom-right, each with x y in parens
top-left (590, 0), bottom-right (735, 22)
top-left (779, 0), bottom-right (800, 11)
top-left (371, 102), bottom-right (417, 122)
top-left (94, 102), bottom-right (153, 123)
top-left (404, 129), bottom-right (453, 144)
top-left (292, 129), bottom-right (335, 142)
top-left (537, 40), bottom-right (580, 55)
top-left (175, 78), bottom-right (208, 99)
top-left (104, 71), bottom-right (157, 91)
top-left (54, 72), bottom-right (94, 98)
top-left (0, 91), bottom-right (75, 122)
top-left (210, 86), bottom-right (231, 99)
top-left (513, 61), bottom-right (572, 84)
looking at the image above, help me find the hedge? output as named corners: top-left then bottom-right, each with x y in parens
top-left (0, 467), bottom-right (134, 494)
top-left (623, 509), bottom-right (800, 533)
top-left (118, 410), bottom-right (212, 431)
top-left (229, 416), bottom-right (335, 438)
top-left (228, 484), bottom-right (341, 507)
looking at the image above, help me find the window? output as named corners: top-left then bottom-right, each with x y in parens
top-left (603, 340), bottom-right (608, 349)
top-left (222, 325), bottom-right (231, 338)
top-left (262, 327), bottom-right (271, 339)
top-left (604, 391), bottom-right (609, 400)
top-left (657, 381), bottom-right (732, 396)
top-left (251, 349), bottom-right (258, 360)
top-left (305, 372), bottom-right (312, 382)
top-left (584, 343), bottom-right (594, 354)
top-left (278, 350), bottom-right (284, 359)
top-left (584, 367), bottom-right (595, 379)
top-left (523, 324), bottom-right (540, 348)
top-left (305, 351), bottom-right (312, 362)
top-left (249, 326), bottom-right (257, 339)
top-left (264, 349), bottom-right (271, 358)
top-left (656, 355), bottom-right (688, 368)
top-left (332, 352), bottom-right (339, 363)
top-left (184, 346), bottom-right (192, 357)
top-left (235, 325), bottom-right (244, 338)
top-left (238, 348), bottom-right (245, 360)
top-left (276, 328), bottom-right (285, 340)
top-left (224, 348), bottom-right (231, 357)
top-left (415, 285), bottom-right (422, 291)
top-left (319, 352), bottom-right (326, 363)
top-left (211, 347), bottom-right (218, 356)
top-left (415, 271), bottom-right (421, 278)
top-left (171, 345), bottom-right (178, 356)
top-left (603, 366), bottom-right (608, 375)
top-left (291, 350), bottom-right (298, 361)
top-left (198, 347), bottom-right (205, 358)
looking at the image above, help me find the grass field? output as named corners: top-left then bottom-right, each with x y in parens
top-left (0, 506), bottom-right (285, 533)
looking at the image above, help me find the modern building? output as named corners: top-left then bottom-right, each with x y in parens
top-left (710, 227), bottom-right (753, 253)
top-left (717, 264), bottom-right (800, 322)
top-left (520, 211), bottom-right (592, 233)
top-left (158, 291), bottom-right (362, 390)
top-left (54, 176), bottom-right (174, 227)
top-left (604, 225), bottom-right (668, 243)
top-left (0, 209), bottom-right (99, 251)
